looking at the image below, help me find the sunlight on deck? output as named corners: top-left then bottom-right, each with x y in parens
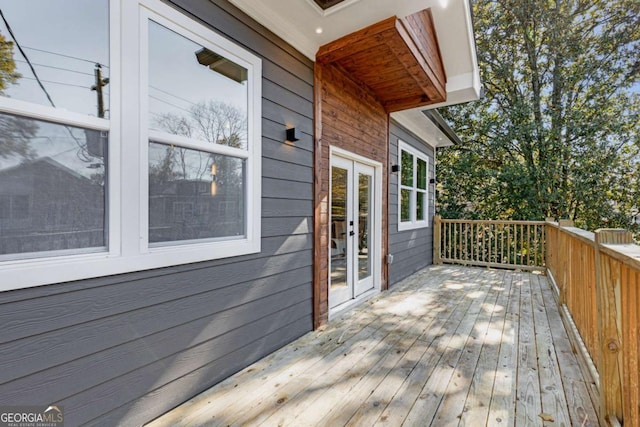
top-left (147, 265), bottom-right (599, 427)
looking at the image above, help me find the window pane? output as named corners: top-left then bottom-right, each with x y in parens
top-left (416, 191), bottom-right (426, 221)
top-left (148, 21), bottom-right (248, 149)
top-left (358, 173), bottom-right (372, 281)
top-left (149, 142), bottom-right (245, 243)
top-left (417, 158), bottom-right (427, 190)
top-left (330, 166), bottom-right (347, 289)
top-left (0, 0), bottom-right (110, 117)
top-left (401, 189), bottom-right (411, 222)
top-left (0, 112), bottom-right (107, 257)
top-left (401, 150), bottom-right (413, 186)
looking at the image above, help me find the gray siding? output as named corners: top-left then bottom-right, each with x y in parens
top-left (0, 1), bottom-right (314, 425)
top-left (388, 120), bottom-right (436, 285)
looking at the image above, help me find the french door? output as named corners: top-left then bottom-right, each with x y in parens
top-left (329, 154), bottom-right (377, 310)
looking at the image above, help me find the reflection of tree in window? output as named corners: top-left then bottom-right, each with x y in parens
top-left (154, 100), bottom-right (247, 149)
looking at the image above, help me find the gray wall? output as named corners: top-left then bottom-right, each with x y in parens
top-left (388, 120), bottom-right (436, 285)
top-left (0, 1), bottom-right (314, 425)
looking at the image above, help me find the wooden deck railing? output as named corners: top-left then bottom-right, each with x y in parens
top-left (547, 222), bottom-right (640, 427)
top-left (436, 217), bottom-right (640, 426)
top-left (433, 216), bottom-right (545, 271)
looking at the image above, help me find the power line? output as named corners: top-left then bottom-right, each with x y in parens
top-left (22, 45), bottom-right (108, 68)
top-left (20, 76), bottom-right (91, 90)
top-left (150, 85), bottom-right (197, 109)
top-left (149, 94), bottom-right (193, 114)
top-left (0, 9), bottom-right (99, 162)
top-left (0, 8), bottom-right (56, 107)
top-left (15, 59), bottom-right (96, 77)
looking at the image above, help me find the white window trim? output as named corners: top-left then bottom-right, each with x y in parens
top-left (0, 0), bottom-right (262, 291)
top-left (398, 140), bottom-right (430, 231)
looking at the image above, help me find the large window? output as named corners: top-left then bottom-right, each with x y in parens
top-left (398, 141), bottom-right (429, 231)
top-left (0, 0), bottom-right (261, 290)
top-left (0, 0), bottom-right (110, 261)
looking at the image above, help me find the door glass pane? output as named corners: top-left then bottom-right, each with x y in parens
top-left (148, 21), bottom-right (248, 149)
top-left (0, 112), bottom-right (107, 258)
top-left (148, 142), bottom-right (245, 244)
top-left (0, 0), bottom-right (110, 117)
top-left (358, 173), bottom-right (372, 281)
top-left (417, 191), bottom-right (426, 221)
top-left (330, 166), bottom-right (347, 290)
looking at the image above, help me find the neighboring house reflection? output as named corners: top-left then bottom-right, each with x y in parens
top-left (149, 178), bottom-right (243, 243)
top-left (0, 157), bottom-right (104, 255)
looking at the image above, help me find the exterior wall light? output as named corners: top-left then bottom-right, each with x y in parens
top-left (286, 127), bottom-right (299, 143)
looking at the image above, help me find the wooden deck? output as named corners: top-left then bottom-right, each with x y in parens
top-left (148, 266), bottom-right (599, 427)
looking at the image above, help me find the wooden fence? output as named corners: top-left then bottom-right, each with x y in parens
top-left (433, 216), bottom-right (545, 271)
top-left (436, 217), bottom-right (640, 426)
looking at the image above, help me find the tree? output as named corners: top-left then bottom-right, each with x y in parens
top-left (0, 33), bottom-right (19, 93)
top-left (438, 0), bottom-right (640, 236)
top-left (0, 33), bottom-right (35, 160)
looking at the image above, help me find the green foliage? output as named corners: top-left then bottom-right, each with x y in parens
top-left (438, 0), bottom-right (640, 239)
top-left (0, 33), bottom-right (19, 93)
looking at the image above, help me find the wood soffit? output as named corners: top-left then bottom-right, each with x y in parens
top-left (316, 9), bottom-right (447, 112)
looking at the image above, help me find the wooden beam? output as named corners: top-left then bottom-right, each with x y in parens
top-left (313, 62), bottom-right (326, 329)
top-left (433, 215), bottom-right (442, 265)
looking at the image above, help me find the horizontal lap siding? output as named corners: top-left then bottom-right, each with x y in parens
top-left (388, 120), bottom-right (435, 285)
top-left (0, 1), bottom-right (314, 426)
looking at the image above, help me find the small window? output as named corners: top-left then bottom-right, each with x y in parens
top-left (398, 141), bottom-right (429, 231)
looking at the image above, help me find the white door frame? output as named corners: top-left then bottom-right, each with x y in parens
top-left (328, 146), bottom-right (383, 318)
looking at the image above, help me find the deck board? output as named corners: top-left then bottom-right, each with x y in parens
top-left (147, 266), bottom-right (599, 427)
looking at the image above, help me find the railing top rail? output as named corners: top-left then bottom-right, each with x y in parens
top-left (559, 226), bottom-right (596, 246)
top-left (600, 243), bottom-right (640, 272)
top-left (438, 219), bottom-right (546, 225)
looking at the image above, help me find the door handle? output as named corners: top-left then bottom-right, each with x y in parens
top-left (349, 231), bottom-right (355, 236)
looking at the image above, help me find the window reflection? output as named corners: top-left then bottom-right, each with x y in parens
top-left (0, 0), bottom-right (110, 117)
top-left (148, 21), bottom-right (248, 149)
top-left (0, 113), bottom-right (107, 258)
top-left (148, 142), bottom-right (245, 243)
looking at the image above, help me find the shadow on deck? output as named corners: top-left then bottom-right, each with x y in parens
top-left (148, 265), bottom-right (599, 427)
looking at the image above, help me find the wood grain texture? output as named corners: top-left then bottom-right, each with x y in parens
top-left (316, 9), bottom-right (446, 113)
top-left (313, 61), bottom-right (389, 327)
top-left (149, 266), bottom-right (598, 427)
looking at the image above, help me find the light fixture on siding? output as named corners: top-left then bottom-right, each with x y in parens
top-left (285, 127), bottom-right (299, 144)
top-left (391, 164), bottom-right (399, 173)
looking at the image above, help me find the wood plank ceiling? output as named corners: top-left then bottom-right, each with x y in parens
top-left (316, 9), bottom-right (447, 112)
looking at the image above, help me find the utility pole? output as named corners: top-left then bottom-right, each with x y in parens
top-left (91, 63), bottom-right (109, 118)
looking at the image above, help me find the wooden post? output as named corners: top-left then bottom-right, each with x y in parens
top-left (433, 215), bottom-right (442, 265)
top-left (557, 220), bottom-right (574, 305)
top-left (595, 229), bottom-right (633, 425)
